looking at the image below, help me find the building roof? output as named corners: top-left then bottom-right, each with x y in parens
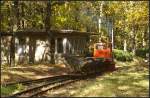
top-left (1, 29), bottom-right (100, 37)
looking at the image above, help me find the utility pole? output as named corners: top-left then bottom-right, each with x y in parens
top-left (0, 32), bottom-right (1, 67)
top-left (108, 17), bottom-right (114, 61)
top-left (46, 0), bottom-right (55, 64)
top-left (10, 1), bottom-right (17, 67)
top-left (0, 2), bottom-right (1, 67)
top-left (108, 17), bottom-right (114, 49)
top-left (98, 1), bottom-right (104, 42)
top-left (111, 18), bottom-right (114, 49)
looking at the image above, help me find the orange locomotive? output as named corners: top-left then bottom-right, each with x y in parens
top-left (93, 42), bottom-right (115, 71)
top-left (93, 42), bottom-right (111, 58)
top-left (81, 41), bottom-right (116, 73)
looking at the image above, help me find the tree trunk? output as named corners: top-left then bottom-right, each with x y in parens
top-left (0, 7), bottom-right (1, 66)
top-left (98, 1), bottom-right (104, 35)
top-left (107, 17), bottom-right (114, 49)
top-left (14, 1), bottom-right (20, 30)
top-left (50, 38), bottom-right (55, 64)
top-left (45, 1), bottom-right (55, 64)
top-left (123, 39), bottom-right (127, 51)
top-left (9, 1), bottom-right (19, 67)
top-left (0, 33), bottom-right (1, 66)
top-left (142, 27), bottom-right (148, 47)
top-left (142, 36), bottom-right (146, 47)
top-left (45, 1), bottom-right (51, 31)
top-left (9, 15), bottom-right (14, 67)
top-left (111, 19), bottom-right (114, 49)
top-left (98, 1), bottom-right (105, 43)
top-left (29, 37), bottom-right (36, 64)
top-left (10, 36), bottom-right (15, 67)
top-left (9, 0), bottom-right (20, 66)
top-left (21, 2), bottom-right (25, 29)
top-left (29, 39), bottom-right (32, 64)
top-left (131, 26), bottom-right (136, 55)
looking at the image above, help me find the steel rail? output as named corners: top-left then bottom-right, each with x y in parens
top-left (2, 74), bottom-right (80, 86)
top-left (10, 78), bottom-right (71, 97)
top-left (29, 79), bottom-right (79, 97)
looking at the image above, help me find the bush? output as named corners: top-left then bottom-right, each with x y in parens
top-left (113, 49), bottom-right (133, 61)
top-left (135, 48), bottom-right (149, 58)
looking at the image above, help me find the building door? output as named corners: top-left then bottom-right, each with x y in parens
top-left (57, 38), bottom-right (63, 53)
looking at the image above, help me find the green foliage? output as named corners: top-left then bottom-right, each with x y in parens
top-left (135, 48), bottom-right (149, 58)
top-left (113, 49), bottom-right (133, 61)
top-left (1, 1), bottom-right (149, 52)
top-left (1, 84), bottom-right (25, 96)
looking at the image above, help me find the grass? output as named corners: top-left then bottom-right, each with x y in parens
top-left (1, 57), bottom-right (149, 97)
top-left (46, 58), bottom-right (149, 97)
top-left (1, 84), bottom-right (25, 96)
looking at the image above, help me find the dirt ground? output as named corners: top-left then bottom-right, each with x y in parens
top-left (1, 64), bottom-right (72, 84)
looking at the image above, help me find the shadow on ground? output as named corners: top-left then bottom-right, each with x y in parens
top-left (45, 59), bottom-right (149, 97)
top-left (1, 64), bottom-right (71, 84)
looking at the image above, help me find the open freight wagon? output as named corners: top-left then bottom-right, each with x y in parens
top-left (64, 38), bottom-right (116, 74)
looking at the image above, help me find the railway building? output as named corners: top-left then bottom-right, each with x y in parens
top-left (1, 29), bottom-right (98, 66)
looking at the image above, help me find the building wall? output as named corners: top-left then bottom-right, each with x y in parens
top-left (1, 36), bottom-right (89, 65)
top-left (15, 37), bottom-right (51, 64)
top-left (54, 37), bottom-right (88, 64)
top-left (1, 36), bottom-right (11, 65)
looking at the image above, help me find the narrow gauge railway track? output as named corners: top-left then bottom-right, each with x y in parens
top-left (10, 79), bottom-right (78, 97)
top-left (2, 74), bottom-right (81, 86)
top-left (8, 74), bottom-right (83, 97)
top-left (9, 72), bottom-right (103, 97)
top-left (33, 80), bottom-right (79, 97)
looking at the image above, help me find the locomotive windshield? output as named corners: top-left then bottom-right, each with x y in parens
top-left (95, 43), bottom-right (104, 50)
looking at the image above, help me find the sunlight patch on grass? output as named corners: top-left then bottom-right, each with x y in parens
top-left (127, 72), bottom-right (142, 77)
top-left (10, 71), bottom-right (35, 75)
top-left (72, 81), bottom-right (104, 97)
top-left (118, 85), bottom-right (130, 90)
top-left (69, 90), bottom-right (76, 95)
top-left (133, 80), bottom-right (149, 88)
top-left (123, 90), bottom-right (134, 96)
top-left (76, 80), bottom-right (117, 97)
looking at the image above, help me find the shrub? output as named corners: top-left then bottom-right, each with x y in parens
top-left (113, 49), bottom-right (133, 61)
top-left (135, 48), bottom-right (149, 58)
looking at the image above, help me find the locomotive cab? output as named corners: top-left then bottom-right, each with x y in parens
top-left (93, 42), bottom-right (113, 62)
